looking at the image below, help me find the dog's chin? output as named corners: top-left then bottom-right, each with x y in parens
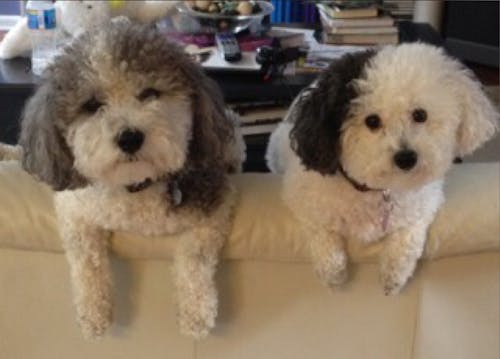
top-left (100, 161), bottom-right (160, 187)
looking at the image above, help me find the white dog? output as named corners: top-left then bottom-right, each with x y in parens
top-left (17, 20), bottom-right (244, 339)
top-left (266, 43), bottom-right (498, 295)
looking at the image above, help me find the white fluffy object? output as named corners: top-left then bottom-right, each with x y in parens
top-left (0, 1), bottom-right (178, 59)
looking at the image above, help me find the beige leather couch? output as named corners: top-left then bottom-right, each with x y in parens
top-left (0, 161), bottom-right (498, 359)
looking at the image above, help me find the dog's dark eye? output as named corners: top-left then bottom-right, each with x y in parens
top-left (138, 88), bottom-right (161, 102)
top-left (81, 97), bottom-right (103, 114)
top-left (365, 114), bottom-right (382, 130)
top-left (412, 108), bottom-right (427, 123)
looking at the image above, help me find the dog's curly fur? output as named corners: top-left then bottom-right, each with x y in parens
top-left (290, 50), bottom-right (376, 175)
top-left (17, 19), bottom-right (244, 339)
top-left (267, 43), bottom-right (498, 294)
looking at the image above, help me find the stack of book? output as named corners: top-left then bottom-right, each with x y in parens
top-left (382, 0), bottom-right (415, 20)
top-left (230, 101), bottom-right (289, 136)
top-left (317, 1), bottom-right (398, 46)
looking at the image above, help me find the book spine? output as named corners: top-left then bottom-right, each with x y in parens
top-left (275, 0), bottom-right (281, 23)
top-left (329, 27), bottom-right (398, 35)
top-left (293, 0), bottom-right (300, 22)
top-left (309, 3), bottom-right (317, 23)
top-left (271, 0), bottom-right (276, 23)
top-left (324, 33), bottom-right (399, 45)
top-left (285, 0), bottom-right (291, 23)
top-left (297, 1), bottom-right (302, 22)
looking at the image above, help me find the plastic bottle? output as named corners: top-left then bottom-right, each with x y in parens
top-left (26, 0), bottom-right (57, 76)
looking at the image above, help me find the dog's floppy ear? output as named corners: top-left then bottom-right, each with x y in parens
top-left (452, 67), bottom-right (499, 157)
top-left (290, 50), bottom-right (375, 175)
top-left (189, 75), bottom-right (233, 168)
top-left (19, 83), bottom-right (87, 191)
top-left (172, 69), bottom-right (233, 213)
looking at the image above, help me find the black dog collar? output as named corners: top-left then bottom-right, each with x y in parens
top-left (338, 166), bottom-right (390, 201)
top-left (338, 166), bottom-right (372, 192)
top-left (125, 178), bottom-right (153, 193)
top-left (125, 177), bottom-right (183, 206)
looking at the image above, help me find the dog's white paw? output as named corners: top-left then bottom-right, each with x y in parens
top-left (177, 289), bottom-right (217, 339)
top-left (178, 305), bottom-right (216, 339)
top-left (380, 274), bottom-right (405, 296)
top-left (78, 311), bottom-right (112, 340)
top-left (76, 298), bottom-right (113, 340)
top-left (379, 265), bottom-right (411, 295)
top-left (379, 256), bottom-right (418, 295)
top-left (314, 250), bottom-right (348, 287)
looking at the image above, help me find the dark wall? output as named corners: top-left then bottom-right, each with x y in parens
top-left (0, 88), bottom-right (31, 145)
top-left (443, 1), bottom-right (499, 67)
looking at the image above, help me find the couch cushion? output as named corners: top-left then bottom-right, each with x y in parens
top-left (413, 253), bottom-right (500, 359)
top-left (0, 161), bottom-right (498, 262)
top-left (1, 249), bottom-right (498, 359)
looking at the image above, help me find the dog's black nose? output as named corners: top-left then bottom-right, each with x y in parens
top-left (394, 150), bottom-right (418, 171)
top-left (117, 129), bottom-right (144, 154)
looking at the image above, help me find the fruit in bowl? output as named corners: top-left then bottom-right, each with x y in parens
top-left (187, 1), bottom-right (262, 16)
top-left (175, 1), bottom-right (273, 33)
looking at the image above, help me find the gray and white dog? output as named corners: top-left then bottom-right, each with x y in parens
top-left (267, 43), bottom-right (498, 295)
top-left (17, 19), bottom-right (244, 339)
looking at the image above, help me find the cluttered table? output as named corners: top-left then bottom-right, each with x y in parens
top-left (0, 21), bottom-right (441, 171)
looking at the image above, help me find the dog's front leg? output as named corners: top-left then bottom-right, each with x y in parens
top-left (173, 220), bottom-right (227, 339)
top-left (309, 225), bottom-right (348, 287)
top-left (61, 220), bottom-right (112, 339)
top-left (379, 222), bottom-right (428, 295)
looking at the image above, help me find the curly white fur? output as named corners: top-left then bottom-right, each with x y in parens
top-left (267, 43), bottom-right (498, 294)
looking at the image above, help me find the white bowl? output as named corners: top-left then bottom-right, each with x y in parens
top-left (174, 1), bottom-right (274, 33)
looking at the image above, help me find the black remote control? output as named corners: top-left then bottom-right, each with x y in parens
top-left (215, 32), bottom-right (242, 62)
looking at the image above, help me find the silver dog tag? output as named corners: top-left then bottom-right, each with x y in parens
top-left (172, 181), bottom-right (183, 206)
